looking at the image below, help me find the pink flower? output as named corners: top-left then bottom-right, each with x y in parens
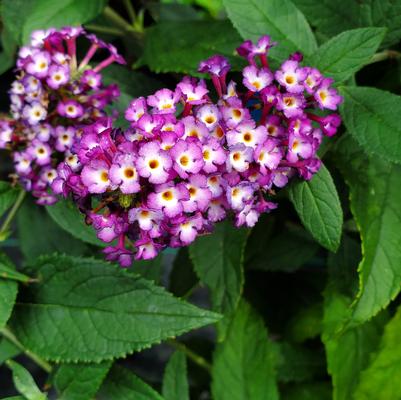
top-left (275, 60), bottom-right (307, 93)
top-left (177, 76), bottom-right (208, 105)
top-left (125, 97), bottom-right (147, 123)
top-left (242, 66), bottom-right (273, 92)
top-left (147, 182), bottom-right (189, 218)
top-left (170, 213), bottom-right (204, 245)
top-left (46, 65), bottom-right (70, 89)
top-left (182, 173), bottom-right (212, 212)
top-left (81, 159), bottom-right (112, 193)
top-left (276, 93), bottom-right (305, 118)
top-left (170, 139), bottom-right (204, 178)
top-left (227, 122), bottom-right (267, 149)
top-left (109, 153), bottom-right (140, 194)
top-left (201, 138), bottom-right (227, 173)
top-left (147, 88), bottom-right (181, 114)
top-left (314, 78), bottom-right (343, 110)
top-left (136, 141), bottom-right (172, 184)
top-left (226, 143), bottom-right (253, 172)
top-left (57, 99), bottom-right (84, 119)
top-left (254, 139), bottom-right (283, 173)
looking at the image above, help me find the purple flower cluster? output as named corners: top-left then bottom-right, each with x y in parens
top-left (52, 35), bottom-right (342, 266)
top-left (0, 27), bottom-right (124, 204)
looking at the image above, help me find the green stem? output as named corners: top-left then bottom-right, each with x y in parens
top-left (0, 190), bottom-right (25, 240)
top-left (167, 340), bottom-right (212, 372)
top-left (103, 6), bottom-right (134, 32)
top-left (85, 24), bottom-right (125, 36)
top-left (369, 50), bottom-right (401, 64)
top-left (123, 0), bottom-right (136, 24)
top-left (103, 6), bottom-right (143, 36)
top-left (1, 327), bottom-right (52, 373)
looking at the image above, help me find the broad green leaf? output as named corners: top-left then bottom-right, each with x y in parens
top-left (323, 235), bottom-right (385, 400)
top-left (336, 135), bottom-right (401, 325)
top-left (102, 65), bottom-right (162, 128)
top-left (223, 0), bottom-right (317, 60)
top-left (131, 253), bottom-right (164, 284)
top-left (10, 255), bottom-right (220, 362)
top-left (18, 197), bottom-right (90, 260)
top-left (212, 301), bottom-right (279, 400)
top-left (147, 3), bottom-right (201, 21)
top-left (0, 256), bottom-right (18, 329)
top-left (0, 255), bottom-right (18, 330)
top-left (309, 28), bottom-right (386, 83)
top-left (6, 360), bottom-right (47, 400)
top-left (162, 351), bottom-right (189, 400)
top-left (54, 361), bottom-right (112, 400)
top-left (0, 52), bottom-right (14, 75)
top-left (282, 382), bottom-right (332, 400)
top-left (0, 182), bottom-right (19, 220)
top-left (275, 342), bottom-right (326, 383)
top-left (1, 0), bottom-right (36, 44)
top-left (340, 86), bottom-right (401, 164)
top-left (1, 397), bottom-right (26, 400)
top-left (288, 164), bottom-right (343, 252)
top-left (0, 253), bottom-right (31, 283)
top-left (0, 338), bottom-right (21, 365)
top-left (45, 199), bottom-right (104, 247)
top-left (354, 305), bottom-right (401, 400)
top-left (21, 0), bottom-right (106, 44)
top-left (189, 222), bottom-right (248, 327)
top-left (285, 303), bottom-right (322, 343)
top-left (246, 223), bottom-right (318, 272)
top-left (136, 20), bottom-right (244, 76)
top-left (169, 248), bottom-right (198, 297)
top-left (294, 0), bottom-right (401, 48)
top-left (98, 365), bottom-right (163, 400)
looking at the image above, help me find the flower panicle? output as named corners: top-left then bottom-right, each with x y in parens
top-left (0, 26), bottom-right (125, 205)
top-left (49, 34), bottom-right (343, 266)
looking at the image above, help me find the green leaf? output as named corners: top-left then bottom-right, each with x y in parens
top-left (340, 86), bottom-right (401, 164)
top-left (309, 28), bottom-right (386, 83)
top-left (285, 303), bottom-right (322, 343)
top-left (0, 254), bottom-right (18, 329)
top-left (98, 365), bottom-right (163, 400)
top-left (162, 351), bottom-right (189, 400)
top-left (54, 361), bottom-right (112, 400)
top-left (0, 282), bottom-right (17, 330)
top-left (189, 222), bottom-right (248, 328)
top-left (322, 235), bottom-right (385, 400)
top-left (1, 0), bottom-right (36, 44)
top-left (354, 305), bottom-right (401, 400)
top-left (212, 300), bottom-right (279, 400)
top-left (136, 20), bottom-right (244, 76)
top-left (335, 136), bottom-right (401, 326)
top-left (275, 342), bottom-right (326, 383)
top-left (45, 199), bottom-right (104, 247)
top-left (0, 253), bottom-right (31, 283)
top-left (6, 360), bottom-right (47, 400)
top-left (18, 197), bottom-right (90, 260)
top-left (223, 0), bottom-right (317, 60)
top-left (131, 253), bottom-right (164, 284)
top-left (0, 182), bottom-right (19, 220)
top-left (288, 164), bottom-right (343, 252)
top-left (0, 52), bottom-right (14, 75)
top-left (293, 0), bottom-right (401, 48)
top-left (21, 0), bottom-right (106, 44)
top-left (282, 382), bottom-right (332, 400)
top-left (246, 223), bottom-right (318, 272)
top-left (169, 248), bottom-right (198, 297)
top-left (0, 338), bottom-right (21, 365)
top-left (10, 255), bottom-right (220, 362)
